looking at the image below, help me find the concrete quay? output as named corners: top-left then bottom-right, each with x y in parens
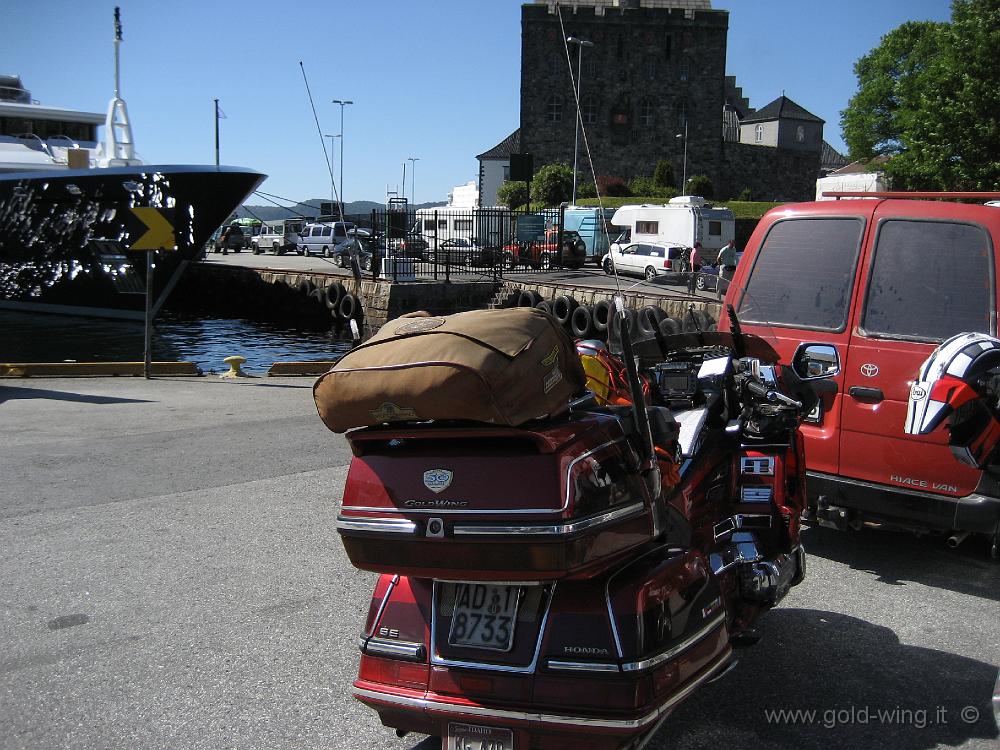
top-left (1, 376), bottom-right (997, 749)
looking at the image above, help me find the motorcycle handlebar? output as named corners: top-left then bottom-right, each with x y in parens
top-left (744, 377), bottom-right (803, 409)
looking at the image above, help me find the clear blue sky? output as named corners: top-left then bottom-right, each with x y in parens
top-left (3, 0), bottom-right (952, 206)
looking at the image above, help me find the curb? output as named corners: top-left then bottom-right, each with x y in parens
top-left (1, 362), bottom-right (202, 378)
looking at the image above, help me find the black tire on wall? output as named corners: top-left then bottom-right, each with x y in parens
top-left (592, 299), bottom-right (612, 333)
top-left (518, 289), bottom-right (542, 308)
top-left (535, 299), bottom-right (554, 315)
top-left (339, 293), bottom-right (360, 321)
top-left (659, 317), bottom-right (683, 336)
top-left (637, 306), bottom-right (667, 337)
top-left (571, 305), bottom-right (594, 339)
top-left (324, 282), bottom-right (347, 312)
top-left (609, 306), bottom-right (638, 342)
top-left (552, 295), bottom-right (578, 325)
top-left (502, 288), bottom-right (521, 308)
top-left (298, 279), bottom-right (316, 296)
top-left (683, 308), bottom-right (712, 333)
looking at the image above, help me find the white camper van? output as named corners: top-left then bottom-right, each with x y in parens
top-left (415, 206), bottom-right (514, 252)
top-left (609, 196), bottom-right (735, 261)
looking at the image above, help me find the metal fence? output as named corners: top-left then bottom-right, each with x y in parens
top-left (332, 206), bottom-right (608, 282)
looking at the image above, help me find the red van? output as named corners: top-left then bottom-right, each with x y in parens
top-left (723, 193), bottom-right (1000, 553)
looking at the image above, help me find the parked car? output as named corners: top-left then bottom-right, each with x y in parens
top-left (251, 219), bottom-right (305, 255)
top-left (433, 237), bottom-right (501, 266)
top-left (601, 241), bottom-right (687, 282)
top-left (503, 228), bottom-right (587, 270)
top-left (725, 192), bottom-right (1000, 549)
top-left (213, 224), bottom-right (246, 253)
top-left (331, 236), bottom-right (374, 269)
top-left (299, 221), bottom-right (356, 257)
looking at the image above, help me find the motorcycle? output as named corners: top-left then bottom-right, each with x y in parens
top-left (317, 301), bottom-right (835, 749)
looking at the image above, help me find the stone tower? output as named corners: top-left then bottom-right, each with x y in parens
top-left (519, 0), bottom-right (728, 190)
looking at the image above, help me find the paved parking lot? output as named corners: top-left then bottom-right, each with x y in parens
top-left (1, 377), bottom-right (997, 749)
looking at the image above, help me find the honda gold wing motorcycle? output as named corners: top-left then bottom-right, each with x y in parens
top-left (313, 301), bottom-right (834, 749)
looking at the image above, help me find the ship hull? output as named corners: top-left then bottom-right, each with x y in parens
top-left (0, 164), bottom-right (265, 317)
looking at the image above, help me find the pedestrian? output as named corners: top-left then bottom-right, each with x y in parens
top-left (686, 242), bottom-right (702, 294)
top-left (718, 239), bottom-right (738, 294)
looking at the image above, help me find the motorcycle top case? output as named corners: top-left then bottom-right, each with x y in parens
top-left (336, 410), bottom-right (663, 581)
top-left (313, 308), bottom-right (585, 433)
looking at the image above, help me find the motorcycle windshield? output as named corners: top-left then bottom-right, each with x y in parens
top-left (630, 330), bottom-right (781, 364)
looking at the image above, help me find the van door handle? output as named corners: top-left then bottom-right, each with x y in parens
top-left (848, 386), bottom-right (884, 402)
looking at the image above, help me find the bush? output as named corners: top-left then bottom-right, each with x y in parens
top-left (575, 180), bottom-right (596, 199)
top-left (684, 174), bottom-right (714, 199)
top-left (530, 164), bottom-right (574, 207)
top-left (597, 175), bottom-right (630, 197)
top-left (737, 186), bottom-right (753, 202)
top-left (629, 176), bottom-right (658, 196)
top-left (653, 159), bottom-right (675, 189)
top-left (496, 180), bottom-right (529, 210)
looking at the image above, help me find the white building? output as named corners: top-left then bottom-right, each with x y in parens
top-left (476, 129), bottom-right (519, 208)
top-left (448, 180), bottom-right (479, 208)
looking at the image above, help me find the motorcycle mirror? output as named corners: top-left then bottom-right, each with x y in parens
top-left (792, 343), bottom-right (841, 380)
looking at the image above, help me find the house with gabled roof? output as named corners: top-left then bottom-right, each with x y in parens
top-left (739, 95), bottom-right (824, 152)
top-left (476, 129), bottom-right (520, 207)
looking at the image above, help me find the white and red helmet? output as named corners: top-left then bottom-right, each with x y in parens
top-left (905, 332), bottom-right (1000, 436)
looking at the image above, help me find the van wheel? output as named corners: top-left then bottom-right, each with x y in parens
top-left (696, 274), bottom-right (707, 291)
top-left (644, 266), bottom-right (657, 281)
top-left (323, 246), bottom-right (331, 258)
top-left (540, 254), bottom-right (552, 271)
top-left (334, 254), bottom-right (346, 268)
top-left (272, 243), bottom-right (280, 254)
top-left (501, 252), bottom-right (516, 270)
top-left (603, 258), bottom-right (614, 275)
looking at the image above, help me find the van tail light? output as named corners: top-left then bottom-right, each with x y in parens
top-left (664, 259), bottom-right (671, 270)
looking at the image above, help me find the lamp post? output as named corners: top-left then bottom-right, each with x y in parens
top-left (675, 120), bottom-right (688, 193)
top-left (407, 157), bottom-right (420, 204)
top-left (567, 36), bottom-right (593, 206)
top-left (331, 99), bottom-right (353, 213)
top-left (323, 133), bottom-right (340, 216)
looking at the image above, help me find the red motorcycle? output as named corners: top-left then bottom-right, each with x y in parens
top-left (316, 303), bottom-right (833, 749)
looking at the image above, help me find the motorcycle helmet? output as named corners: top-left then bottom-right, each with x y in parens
top-left (575, 339), bottom-right (646, 406)
top-left (905, 331), bottom-right (1000, 436)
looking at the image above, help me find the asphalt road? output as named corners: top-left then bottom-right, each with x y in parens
top-left (1, 377), bottom-right (997, 749)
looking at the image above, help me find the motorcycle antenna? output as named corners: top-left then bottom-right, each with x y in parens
top-left (727, 303), bottom-right (746, 359)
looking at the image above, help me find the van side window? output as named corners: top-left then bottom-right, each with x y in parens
top-left (636, 221), bottom-right (658, 235)
top-left (708, 220), bottom-right (721, 236)
top-left (862, 220), bottom-right (993, 340)
top-left (738, 218), bottom-right (864, 331)
top-left (322, 226), bottom-right (332, 237)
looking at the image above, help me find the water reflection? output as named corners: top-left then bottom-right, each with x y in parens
top-left (0, 310), bottom-right (352, 373)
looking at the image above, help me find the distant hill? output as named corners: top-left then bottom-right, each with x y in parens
top-left (235, 199), bottom-right (446, 222)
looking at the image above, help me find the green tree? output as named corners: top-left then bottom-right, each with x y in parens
top-left (629, 176), bottom-right (658, 197)
top-left (496, 180), bottom-right (529, 210)
top-left (684, 174), bottom-right (714, 199)
top-left (653, 159), bottom-right (675, 189)
top-left (840, 1), bottom-right (1000, 190)
top-left (530, 163), bottom-right (574, 207)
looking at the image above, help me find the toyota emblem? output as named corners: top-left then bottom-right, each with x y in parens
top-left (860, 363), bottom-right (879, 377)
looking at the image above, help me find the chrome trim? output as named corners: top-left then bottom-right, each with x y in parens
top-left (709, 531), bottom-right (763, 575)
top-left (365, 575), bottom-right (399, 638)
top-left (362, 636), bottom-right (425, 662)
top-left (429, 581), bottom-right (556, 674)
top-left (741, 487), bottom-right (773, 503)
top-left (547, 660), bottom-right (620, 673)
top-left (354, 647), bottom-right (733, 731)
top-left (621, 612), bottom-right (726, 672)
top-left (713, 514), bottom-right (772, 541)
top-left (604, 545), bottom-right (687, 659)
top-left (452, 502), bottom-right (645, 537)
top-left (336, 516), bottom-right (417, 534)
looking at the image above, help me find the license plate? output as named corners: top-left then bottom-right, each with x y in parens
top-left (447, 583), bottom-right (520, 651)
top-left (446, 722), bottom-right (514, 750)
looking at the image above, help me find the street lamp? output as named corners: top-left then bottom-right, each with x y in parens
top-left (323, 133), bottom-right (340, 215)
top-left (331, 99), bottom-right (353, 213)
top-left (567, 36), bottom-right (593, 206)
top-left (675, 120), bottom-right (688, 193)
top-left (407, 157), bottom-right (420, 204)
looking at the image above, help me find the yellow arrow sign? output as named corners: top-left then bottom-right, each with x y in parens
top-left (128, 207), bottom-right (176, 251)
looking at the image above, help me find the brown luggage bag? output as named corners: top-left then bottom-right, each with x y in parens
top-left (314, 307), bottom-right (586, 433)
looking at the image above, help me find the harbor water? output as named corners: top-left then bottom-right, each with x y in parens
top-left (0, 310), bottom-right (353, 374)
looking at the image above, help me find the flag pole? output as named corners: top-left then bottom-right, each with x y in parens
top-left (214, 98), bottom-right (220, 167)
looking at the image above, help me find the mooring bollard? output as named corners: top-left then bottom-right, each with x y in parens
top-left (220, 355), bottom-right (249, 378)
